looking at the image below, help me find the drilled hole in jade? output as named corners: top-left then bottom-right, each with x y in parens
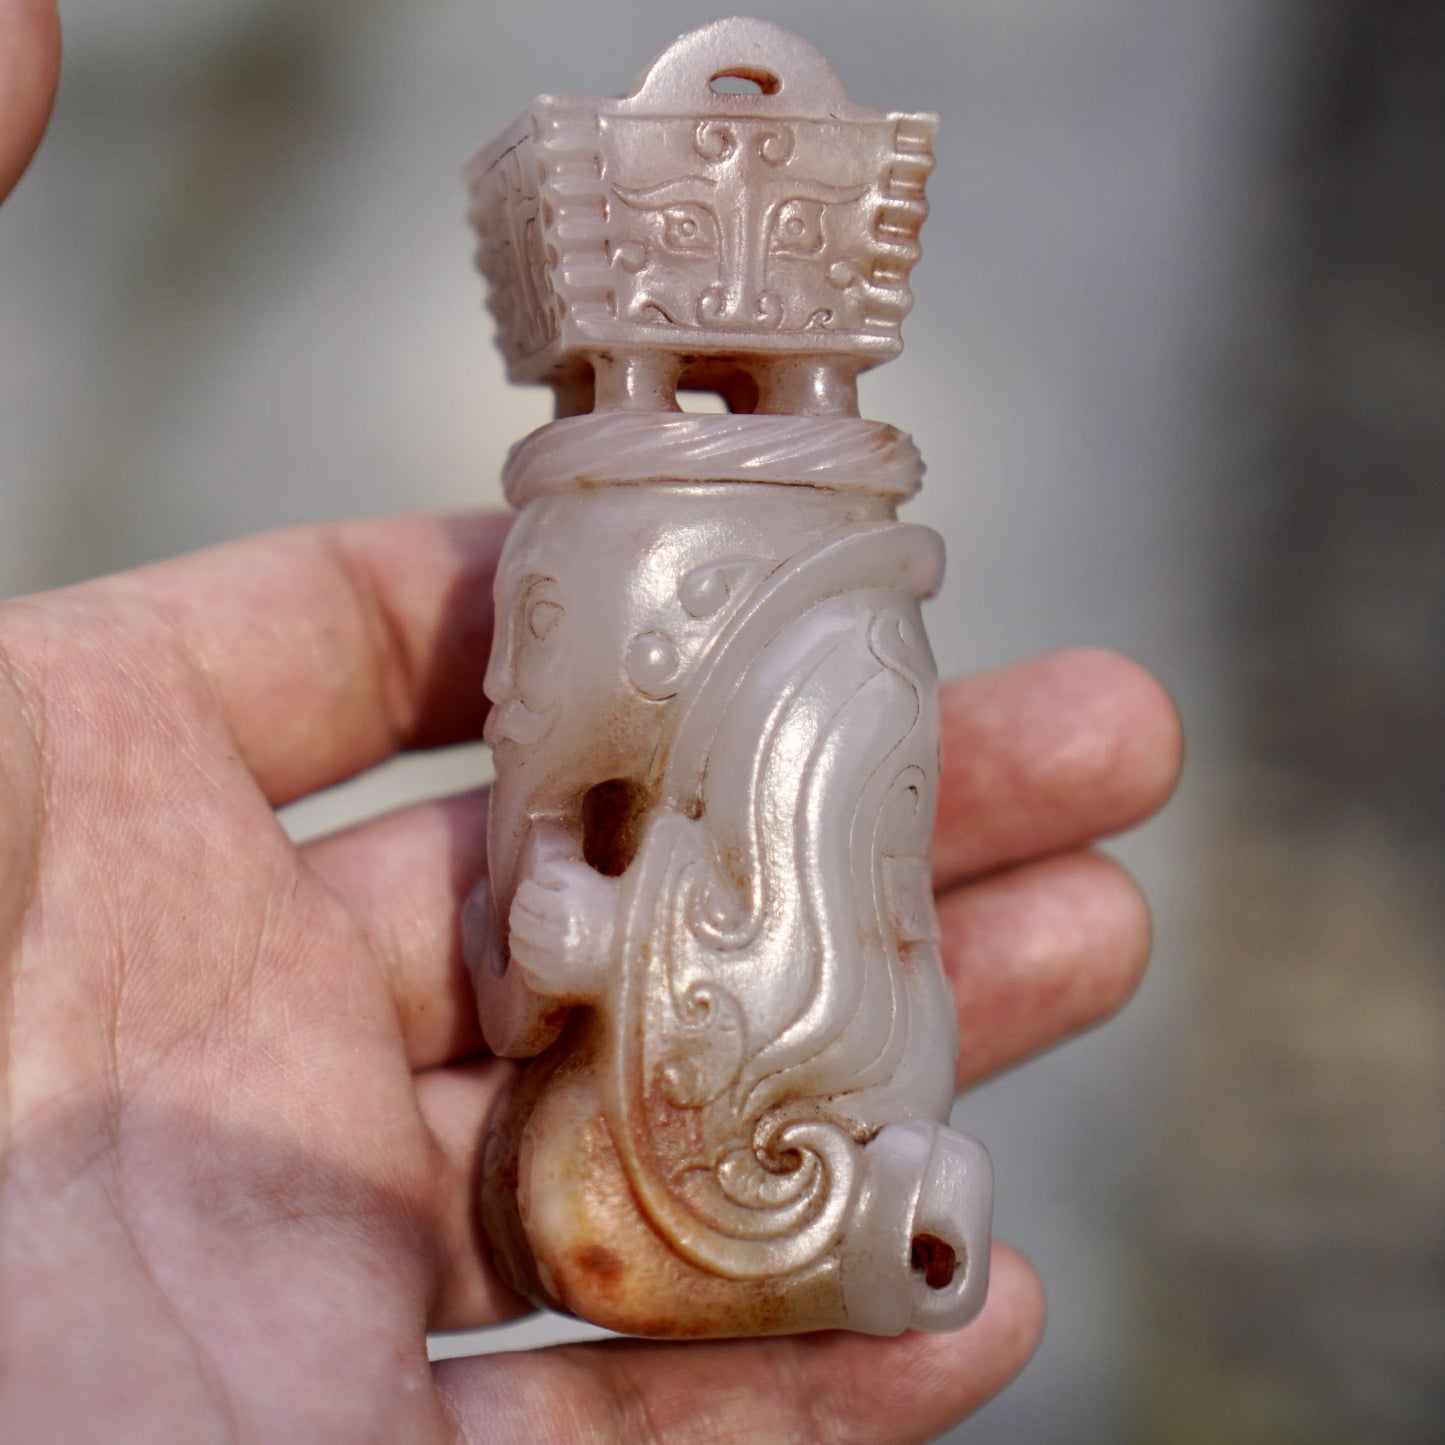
top-left (709, 68), bottom-right (780, 96)
top-left (910, 1234), bottom-right (961, 1291)
top-left (581, 778), bottom-right (648, 877)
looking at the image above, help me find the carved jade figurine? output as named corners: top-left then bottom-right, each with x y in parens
top-left (463, 17), bottom-right (993, 1338)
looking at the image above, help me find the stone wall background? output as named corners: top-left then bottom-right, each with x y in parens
top-left (1, 2), bottom-right (1438, 1441)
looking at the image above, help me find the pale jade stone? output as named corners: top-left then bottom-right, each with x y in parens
top-left (462, 16), bottom-right (993, 1338)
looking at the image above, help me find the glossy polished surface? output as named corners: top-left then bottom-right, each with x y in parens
top-left (466, 18), bottom-right (993, 1338)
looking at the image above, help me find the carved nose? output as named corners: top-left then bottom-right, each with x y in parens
top-left (697, 287), bottom-right (784, 329)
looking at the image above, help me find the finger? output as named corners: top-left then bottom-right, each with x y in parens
top-left (434, 1244), bottom-right (1043, 1444)
top-left (941, 849), bottom-right (1152, 1088)
top-left (304, 667), bottom-right (1166, 1077)
top-left (401, 854), bottom-right (1147, 1233)
top-left (0, 0), bottom-right (60, 201)
top-left (29, 512), bottom-right (508, 806)
top-left (415, 1060), bottom-right (533, 1332)
top-left (302, 788), bottom-right (489, 1070)
top-left (934, 648), bottom-right (1182, 887)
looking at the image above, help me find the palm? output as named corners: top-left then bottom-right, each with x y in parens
top-left (0, 531), bottom-right (477, 1439)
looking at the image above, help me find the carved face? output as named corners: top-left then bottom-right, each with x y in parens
top-left (483, 500), bottom-right (680, 790)
top-left (483, 569), bottom-right (568, 756)
top-left (607, 118), bottom-right (878, 334)
top-left (483, 490), bottom-right (703, 909)
top-left (482, 484), bottom-right (879, 911)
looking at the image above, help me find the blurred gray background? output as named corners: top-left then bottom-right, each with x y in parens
top-left (2, 2), bottom-right (1440, 1441)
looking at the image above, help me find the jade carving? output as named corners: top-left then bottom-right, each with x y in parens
top-left (463, 17), bottom-right (993, 1338)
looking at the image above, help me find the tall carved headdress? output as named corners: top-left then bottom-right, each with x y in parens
top-left (467, 16), bottom-right (935, 416)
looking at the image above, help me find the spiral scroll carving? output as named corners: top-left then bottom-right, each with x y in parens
top-left (502, 412), bottom-right (925, 505)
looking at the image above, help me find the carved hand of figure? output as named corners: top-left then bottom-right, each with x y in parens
top-left (507, 855), bottom-right (619, 1000)
top-left (0, 24), bottom-right (1183, 1443)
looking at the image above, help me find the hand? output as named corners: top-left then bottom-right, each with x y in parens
top-left (504, 856), bottom-right (620, 1002)
top-left (0, 14), bottom-right (1183, 1441)
top-left (0, 512), bottom-right (1180, 1442)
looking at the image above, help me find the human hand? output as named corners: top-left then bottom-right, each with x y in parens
top-left (0, 14), bottom-right (1183, 1441)
top-left (0, 511), bottom-right (1180, 1442)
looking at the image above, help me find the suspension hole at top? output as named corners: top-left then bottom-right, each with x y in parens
top-left (709, 67), bottom-right (780, 96)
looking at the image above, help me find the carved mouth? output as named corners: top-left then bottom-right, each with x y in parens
top-left (483, 698), bottom-right (557, 748)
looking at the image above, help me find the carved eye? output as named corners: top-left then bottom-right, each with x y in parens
top-left (769, 198), bottom-right (826, 256)
top-left (526, 597), bottom-right (564, 641)
top-left (661, 205), bottom-right (718, 253)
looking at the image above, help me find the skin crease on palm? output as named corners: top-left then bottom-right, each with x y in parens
top-left (0, 7), bottom-right (1183, 1441)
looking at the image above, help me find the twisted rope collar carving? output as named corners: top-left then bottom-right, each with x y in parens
top-left (502, 413), bottom-right (925, 507)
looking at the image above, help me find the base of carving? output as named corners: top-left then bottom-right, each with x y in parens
top-left (481, 1047), bottom-right (993, 1338)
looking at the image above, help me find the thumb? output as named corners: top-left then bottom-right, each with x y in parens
top-left (0, 0), bottom-right (60, 202)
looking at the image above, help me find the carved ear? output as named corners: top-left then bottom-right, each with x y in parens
top-left (624, 560), bottom-right (768, 701)
top-left (626, 631), bottom-right (682, 699)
